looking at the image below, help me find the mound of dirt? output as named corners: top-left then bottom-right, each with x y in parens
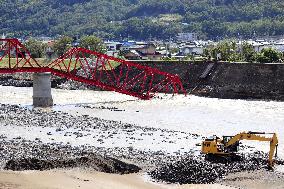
top-left (5, 155), bottom-right (141, 174)
top-left (149, 153), bottom-right (268, 184)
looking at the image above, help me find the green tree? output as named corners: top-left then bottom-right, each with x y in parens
top-left (261, 48), bottom-right (280, 62)
top-left (204, 41), bottom-right (241, 61)
top-left (202, 40), bottom-right (266, 62)
top-left (241, 42), bottom-right (256, 62)
top-left (255, 53), bottom-right (270, 63)
top-left (53, 36), bottom-right (72, 56)
top-left (24, 39), bottom-right (46, 58)
top-left (79, 35), bottom-right (105, 53)
top-left (217, 41), bottom-right (233, 61)
top-left (256, 48), bottom-right (280, 63)
top-left (4, 0), bottom-right (284, 40)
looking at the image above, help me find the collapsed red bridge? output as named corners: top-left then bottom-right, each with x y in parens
top-left (0, 38), bottom-right (186, 99)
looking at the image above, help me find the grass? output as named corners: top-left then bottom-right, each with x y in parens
top-left (50, 59), bottom-right (79, 71)
top-left (0, 58), bottom-right (40, 68)
top-left (104, 60), bottom-right (121, 70)
top-left (0, 58), bottom-right (121, 71)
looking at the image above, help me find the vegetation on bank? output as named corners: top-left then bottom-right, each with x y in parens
top-left (0, 58), bottom-right (78, 69)
top-left (21, 36), bottom-right (283, 64)
top-left (2, 0), bottom-right (284, 40)
top-left (204, 41), bottom-right (283, 63)
top-left (24, 35), bottom-right (105, 58)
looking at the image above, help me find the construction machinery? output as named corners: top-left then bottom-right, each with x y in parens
top-left (202, 131), bottom-right (278, 168)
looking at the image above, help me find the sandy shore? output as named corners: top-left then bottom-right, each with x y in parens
top-left (0, 169), bottom-right (234, 189)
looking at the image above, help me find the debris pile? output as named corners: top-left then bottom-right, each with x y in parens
top-left (0, 78), bottom-right (32, 87)
top-left (5, 155), bottom-right (141, 174)
top-left (149, 153), bottom-right (268, 184)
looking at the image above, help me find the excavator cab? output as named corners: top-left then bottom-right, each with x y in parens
top-left (202, 136), bottom-right (225, 154)
top-left (223, 136), bottom-right (239, 153)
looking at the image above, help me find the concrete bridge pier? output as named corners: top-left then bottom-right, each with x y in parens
top-left (33, 72), bottom-right (53, 107)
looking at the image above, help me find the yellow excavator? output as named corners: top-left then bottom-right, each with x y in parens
top-left (202, 131), bottom-right (278, 168)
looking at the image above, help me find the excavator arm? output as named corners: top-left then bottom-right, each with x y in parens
top-left (225, 132), bottom-right (278, 168)
top-left (269, 133), bottom-right (279, 168)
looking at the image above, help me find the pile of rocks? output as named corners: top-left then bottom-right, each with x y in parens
top-left (5, 155), bottom-right (141, 174)
top-left (0, 136), bottom-right (142, 174)
top-left (0, 75), bottom-right (32, 87)
top-left (0, 72), bottom-right (86, 89)
top-left (149, 153), bottom-right (268, 184)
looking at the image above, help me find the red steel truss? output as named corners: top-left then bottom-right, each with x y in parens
top-left (0, 39), bottom-right (186, 99)
top-left (0, 38), bottom-right (41, 72)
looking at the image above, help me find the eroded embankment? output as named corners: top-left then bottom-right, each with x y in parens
top-left (1, 62), bottom-right (284, 101)
top-left (137, 61), bottom-right (284, 101)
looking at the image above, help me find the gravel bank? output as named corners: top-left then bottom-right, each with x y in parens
top-left (0, 104), bottom-right (195, 172)
top-left (4, 150), bottom-right (141, 174)
top-left (149, 153), bottom-right (273, 184)
top-left (0, 103), bottom-right (283, 187)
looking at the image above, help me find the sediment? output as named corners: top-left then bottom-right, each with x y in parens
top-left (4, 143), bottom-right (141, 174)
top-left (0, 103), bottom-right (282, 185)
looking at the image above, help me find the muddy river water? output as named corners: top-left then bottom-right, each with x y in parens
top-left (0, 86), bottom-right (283, 159)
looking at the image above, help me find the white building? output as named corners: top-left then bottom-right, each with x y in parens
top-left (104, 41), bottom-right (123, 51)
top-left (273, 40), bottom-right (284, 52)
top-left (178, 41), bottom-right (204, 55)
top-left (238, 40), bottom-right (273, 53)
top-left (180, 45), bottom-right (204, 55)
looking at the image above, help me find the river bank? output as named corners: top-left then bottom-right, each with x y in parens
top-left (0, 169), bottom-right (237, 189)
top-left (0, 86), bottom-right (283, 188)
top-left (1, 62), bottom-right (284, 101)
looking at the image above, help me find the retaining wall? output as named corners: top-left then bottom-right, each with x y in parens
top-left (134, 61), bottom-right (284, 101)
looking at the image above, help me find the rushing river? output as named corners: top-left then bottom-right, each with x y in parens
top-left (0, 85), bottom-right (283, 158)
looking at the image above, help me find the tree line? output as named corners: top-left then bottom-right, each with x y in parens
top-left (24, 35), bottom-right (105, 58)
top-left (24, 36), bottom-right (283, 64)
top-left (203, 41), bottom-right (283, 63)
top-left (1, 0), bottom-right (284, 40)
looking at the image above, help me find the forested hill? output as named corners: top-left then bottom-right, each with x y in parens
top-left (1, 0), bottom-right (284, 40)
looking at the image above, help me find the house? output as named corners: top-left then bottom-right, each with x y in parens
top-left (104, 41), bottom-right (123, 51)
top-left (120, 41), bottom-right (136, 51)
top-left (124, 50), bottom-right (142, 60)
top-left (273, 40), bottom-right (284, 52)
top-left (180, 45), bottom-right (204, 55)
top-left (178, 41), bottom-right (204, 56)
top-left (106, 51), bottom-right (118, 57)
top-left (242, 40), bottom-right (272, 52)
top-left (134, 43), bottom-right (156, 55)
top-left (123, 43), bottom-right (162, 60)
